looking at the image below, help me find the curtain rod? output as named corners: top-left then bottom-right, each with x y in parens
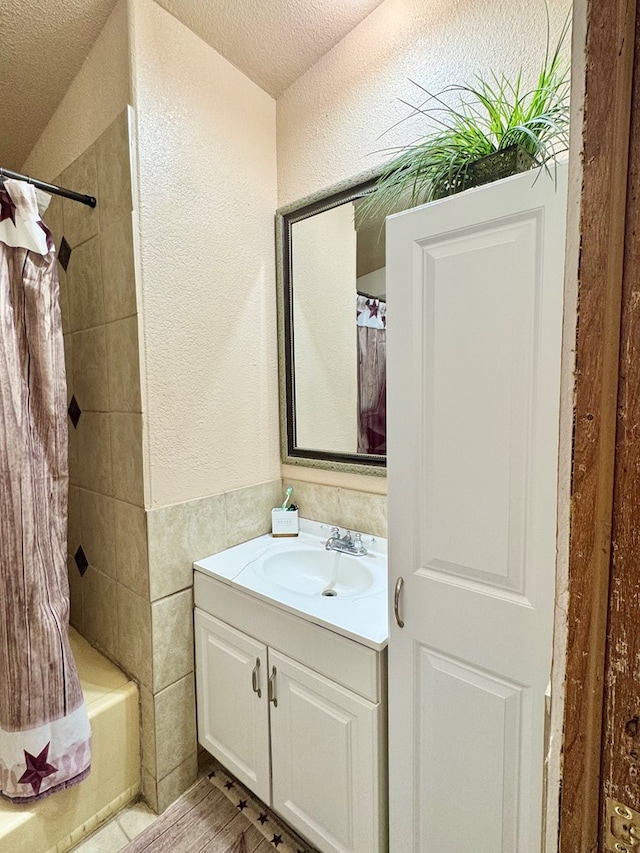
top-left (0, 167), bottom-right (97, 208)
top-left (357, 289), bottom-right (386, 302)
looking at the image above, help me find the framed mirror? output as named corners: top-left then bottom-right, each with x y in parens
top-left (276, 172), bottom-right (390, 475)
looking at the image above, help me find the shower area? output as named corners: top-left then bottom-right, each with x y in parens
top-left (0, 109), bottom-right (142, 853)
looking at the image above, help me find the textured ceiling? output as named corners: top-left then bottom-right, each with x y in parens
top-left (1, 0), bottom-right (386, 172)
top-left (0, 0), bottom-right (120, 170)
top-left (155, 0), bottom-right (388, 97)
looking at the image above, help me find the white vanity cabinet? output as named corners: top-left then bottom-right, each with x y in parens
top-left (194, 611), bottom-right (271, 802)
top-left (268, 649), bottom-right (382, 853)
top-left (194, 570), bottom-right (387, 853)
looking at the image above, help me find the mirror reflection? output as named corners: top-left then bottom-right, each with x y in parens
top-left (291, 199), bottom-right (386, 456)
top-left (278, 177), bottom-right (390, 472)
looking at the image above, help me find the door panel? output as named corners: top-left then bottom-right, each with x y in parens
top-left (269, 649), bottom-right (381, 853)
top-left (416, 647), bottom-right (528, 852)
top-left (387, 167), bottom-right (568, 852)
top-left (422, 216), bottom-right (539, 597)
top-left (194, 609), bottom-right (270, 802)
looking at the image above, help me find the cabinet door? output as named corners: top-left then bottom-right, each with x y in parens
top-left (194, 608), bottom-right (270, 802)
top-left (386, 166), bottom-right (568, 851)
top-left (269, 649), bottom-right (382, 853)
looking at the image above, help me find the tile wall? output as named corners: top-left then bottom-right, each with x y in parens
top-left (283, 478), bottom-right (387, 538)
top-left (46, 110), bottom-right (145, 670)
top-left (48, 120), bottom-right (286, 810)
top-left (138, 477), bottom-right (384, 811)
top-left (140, 477), bottom-right (282, 811)
top-left (49, 107), bottom-right (388, 815)
top-left (46, 108), bottom-right (153, 803)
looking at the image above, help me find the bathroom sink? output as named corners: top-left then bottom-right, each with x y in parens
top-left (193, 518), bottom-right (388, 647)
top-left (258, 548), bottom-right (374, 596)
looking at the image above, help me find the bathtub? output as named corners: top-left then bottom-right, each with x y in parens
top-left (0, 628), bottom-right (140, 853)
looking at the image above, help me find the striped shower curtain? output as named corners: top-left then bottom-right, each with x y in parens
top-left (0, 179), bottom-right (91, 802)
top-left (356, 294), bottom-right (387, 455)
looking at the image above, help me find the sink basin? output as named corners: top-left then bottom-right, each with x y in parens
top-left (258, 548), bottom-right (375, 597)
top-left (194, 518), bottom-right (388, 647)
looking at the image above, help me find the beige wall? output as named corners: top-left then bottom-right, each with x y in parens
top-left (281, 464), bottom-right (387, 496)
top-left (276, 0), bottom-right (570, 207)
top-left (276, 0), bottom-right (569, 494)
top-left (128, 0), bottom-right (280, 509)
top-left (25, 0), bottom-right (282, 516)
top-left (21, 0), bottom-right (131, 180)
top-left (17, 0), bottom-right (575, 816)
top-left (123, 0), bottom-right (282, 810)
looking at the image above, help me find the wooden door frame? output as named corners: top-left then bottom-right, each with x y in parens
top-left (559, 0), bottom-right (638, 850)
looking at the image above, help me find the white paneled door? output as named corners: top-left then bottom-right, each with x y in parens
top-left (386, 166), bottom-right (568, 853)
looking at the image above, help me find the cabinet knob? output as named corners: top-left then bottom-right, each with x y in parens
top-left (268, 665), bottom-right (278, 707)
top-left (251, 657), bottom-right (262, 698)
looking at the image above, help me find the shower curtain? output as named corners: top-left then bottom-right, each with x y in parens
top-left (0, 179), bottom-right (91, 802)
top-left (356, 294), bottom-right (386, 455)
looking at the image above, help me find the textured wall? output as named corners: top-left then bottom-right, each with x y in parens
top-left (129, 0), bottom-right (280, 508)
top-left (276, 0), bottom-right (569, 494)
top-left (277, 0), bottom-right (570, 207)
top-left (1, 0), bottom-right (120, 170)
top-left (21, 0), bottom-right (130, 181)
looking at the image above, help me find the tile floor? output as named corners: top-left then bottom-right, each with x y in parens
top-left (69, 800), bottom-right (157, 853)
top-left (70, 754), bottom-right (215, 853)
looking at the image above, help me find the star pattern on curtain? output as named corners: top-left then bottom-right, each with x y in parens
top-left (0, 179), bottom-right (92, 804)
top-left (36, 220), bottom-right (54, 252)
top-left (18, 742), bottom-right (57, 795)
top-left (0, 187), bottom-right (16, 226)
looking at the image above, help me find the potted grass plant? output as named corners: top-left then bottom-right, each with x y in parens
top-left (358, 8), bottom-right (571, 222)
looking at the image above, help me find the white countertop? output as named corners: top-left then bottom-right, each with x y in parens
top-left (194, 518), bottom-right (389, 650)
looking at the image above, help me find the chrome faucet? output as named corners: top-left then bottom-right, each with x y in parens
top-left (325, 527), bottom-right (367, 556)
